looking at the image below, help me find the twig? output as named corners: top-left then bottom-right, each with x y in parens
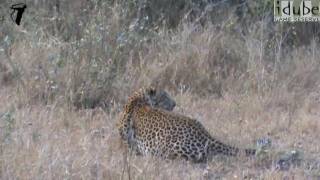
top-left (3, 46), bottom-right (26, 89)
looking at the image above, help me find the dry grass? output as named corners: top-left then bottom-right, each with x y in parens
top-left (1, 0), bottom-right (320, 179)
top-left (1, 85), bottom-right (319, 179)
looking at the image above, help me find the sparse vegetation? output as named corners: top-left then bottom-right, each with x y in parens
top-left (0, 0), bottom-right (320, 179)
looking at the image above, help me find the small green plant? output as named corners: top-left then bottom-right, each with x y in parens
top-left (1, 110), bottom-right (15, 144)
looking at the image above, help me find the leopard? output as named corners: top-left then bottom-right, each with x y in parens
top-left (117, 87), bottom-right (256, 162)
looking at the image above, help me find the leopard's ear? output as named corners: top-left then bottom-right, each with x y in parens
top-left (146, 86), bottom-right (156, 96)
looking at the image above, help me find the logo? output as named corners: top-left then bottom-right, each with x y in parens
top-left (274, 0), bottom-right (320, 22)
top-left (10, 3), bottom-right (27, 25)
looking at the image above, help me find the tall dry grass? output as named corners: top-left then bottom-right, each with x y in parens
top-left (0, 0), bottom-right (320, 179)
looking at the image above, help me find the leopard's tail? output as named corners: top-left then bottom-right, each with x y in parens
top-left (209, 139), bottom-right (256, 156)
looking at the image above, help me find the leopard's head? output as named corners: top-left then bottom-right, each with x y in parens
top-left (128, 86), bottom-right (176, 111)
